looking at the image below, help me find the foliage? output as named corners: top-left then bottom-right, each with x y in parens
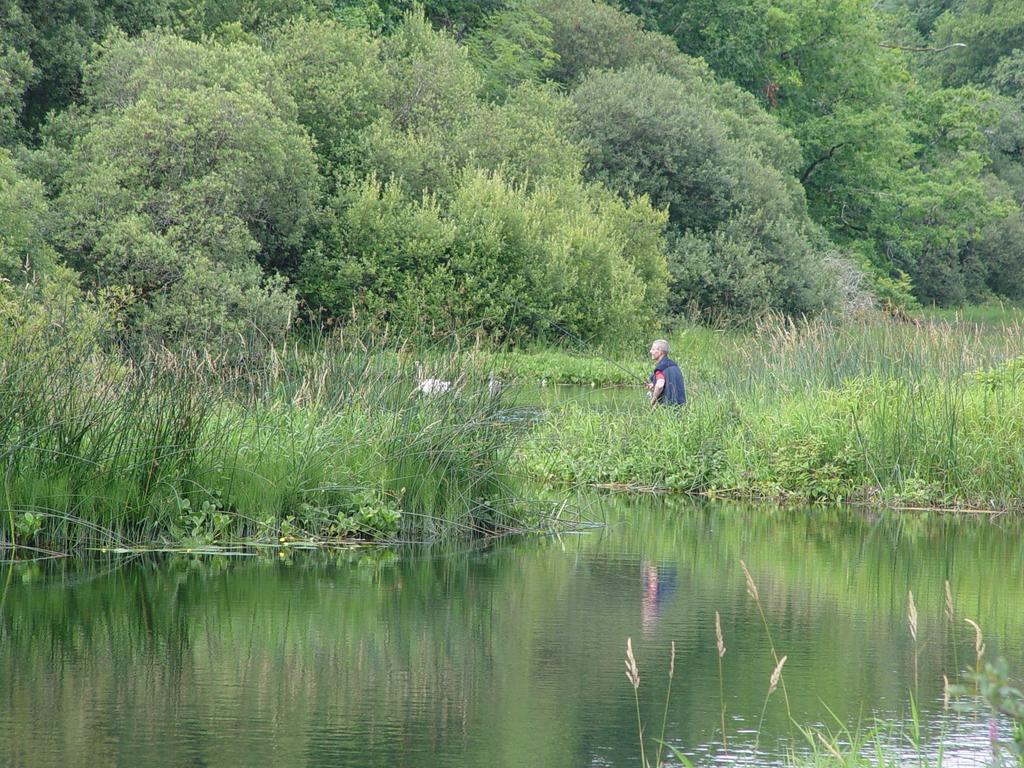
top-left (572, 65), bottom-right (836, 316)
top-left (929, 0), bottom-right (1024, 88)
top-left (613, 0), bottom-right (1021, 308)
top-left (271, 18), bottom-right (384, 172)
top-left (0, 147), bottom-right (53, 282)
top-left (306, 169), bottom-right (667, 345)
top-left (519, 314), bottom-right (1024, 510)
top-left (3, 0), bottom-right (1023, 345)
top-left (45, 31), bottom-right (322, 348)
top-left (0, 36), bottom-right (33, 146)
top-left (535, 0), bottom-right (694, 87)
top-left (466, 5), bottom-right (558, 101)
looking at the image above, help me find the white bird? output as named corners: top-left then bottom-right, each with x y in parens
top-left (487, 372), bottom-right (502, 396)
top-left (414, 361), bottom-right (452, 395)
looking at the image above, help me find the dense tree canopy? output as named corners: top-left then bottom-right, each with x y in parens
top-left (0, 0), bottom-right (1020, 350)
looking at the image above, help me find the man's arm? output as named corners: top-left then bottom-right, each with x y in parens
top-left (649, 375), bottom-right (665, 405)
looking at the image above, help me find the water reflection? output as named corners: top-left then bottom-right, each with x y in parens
top-left (1, 498), bottom-right (1022, 767)
top-left (641, 561), bottom-right (678, 634)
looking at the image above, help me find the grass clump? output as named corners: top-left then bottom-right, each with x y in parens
top-left (519, 314), bottom-right (1024, 510)
top-left (0, 292), bottom-right (537, 554)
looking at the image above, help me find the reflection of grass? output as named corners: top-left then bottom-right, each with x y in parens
top-left (520, 315), bottom-right (1024, 510)
top-left (4, 502), bottom-right (1023, 767)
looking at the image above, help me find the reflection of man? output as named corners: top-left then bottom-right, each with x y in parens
top-left (641, 561), bottom-right (679, 632)
top-left (645, 339), bottom-right (686, 406)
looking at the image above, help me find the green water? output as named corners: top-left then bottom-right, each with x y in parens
top-left (2, 496), bottom-right (1022, 767)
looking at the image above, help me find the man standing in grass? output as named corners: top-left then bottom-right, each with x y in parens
top-left (646, 339), bottom-right (686, 406)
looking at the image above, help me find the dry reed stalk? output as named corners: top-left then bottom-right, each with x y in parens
top-left (964, 618), bottom-right (985, 671)
top-left (656, 641), bottom-right (677, 768)
top-left (624, 637), bottom-right (645, 768)
top-left (817, 731), bottom-right (843, 759)
top-left (908, 590), bottom-right (919, 695)
top-left (715, 611), bottom-right (728, 753)
top-left (625, 637), bottom-right (640, 688)
top-left (768, 655), bottom-right (787, 696)
top-left (908, 590), bottom-right (918, 642)
top-left (738, 560), bottom-right (790, 717)
top-left (943, 674), bottom-right (950, 711)
top-left (753, 653), bottom-right (788, 756)
top-left (740, 559), bottom-right (759, 602)
top-left (715, 612), bottom-right (726, 658)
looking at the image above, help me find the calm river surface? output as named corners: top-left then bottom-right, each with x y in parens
top-left (2, 497), bottom-right (1023, 767)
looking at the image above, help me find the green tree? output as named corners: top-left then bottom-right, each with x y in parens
top-left (930, 0), bottom-right (1024, 88)
top-left (571, 66), bottom-right (835, 315)
top-left (465, 5), bottom-right (558, 100)
top-left (0, 147), bottom-right (54, 283)
top-left (47, 31), bottom-right (321, 346)
top-left (272, 18), bottom-right (384, 173)
top-left (358, 13), bottom-right (579, 196)
top-left (536, 0), bottom-right (696, 87)
top-left (308, 169), bottom-right (667, 344)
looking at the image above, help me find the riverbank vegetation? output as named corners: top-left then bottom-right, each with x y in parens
top-left (518, 313), bottom-right (1024, 511)
top-left (4, 0), bottom-right (1024, 547)
top-left (0, 286), bottom-right (547, 552)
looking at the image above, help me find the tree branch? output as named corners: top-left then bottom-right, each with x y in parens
top-left (878, 42), bottom-right (967, 53)
top-left (800, 143), bottom-right (849, 185)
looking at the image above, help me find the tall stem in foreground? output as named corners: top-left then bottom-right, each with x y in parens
top-left (741, 560), bottom-right (791, 718)
top-left (908, 590), bottom-right (919, 699)
top-left (715, 611), bottom-right (728, 753)
top-left (625, 637), bottom-right (646, 767)
top-left (655, 640), bottom-right (676, 768)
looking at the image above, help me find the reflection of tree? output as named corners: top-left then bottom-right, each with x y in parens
top-left (1, 500), bottom-right (1023, 767)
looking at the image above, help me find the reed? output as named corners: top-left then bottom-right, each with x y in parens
top-left (740, 559), bottom-right (791, 718)
top-left (654, 640), bottom-right (676, 768)
top-left (908, 590), bottom-right (919, 696)
top-left (624, 636), bottom-right (646, 768)
top-left (964, 617), bottom-right (986, 674)
top-left (0, 320), bottom-right (534, 553)
top-left (518, 314), bottom-right (1024, 511)
top-left (715, 610), bottom-right (728, 753)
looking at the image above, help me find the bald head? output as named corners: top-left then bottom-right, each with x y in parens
top-left (649, 339), bottom-right (669, 362)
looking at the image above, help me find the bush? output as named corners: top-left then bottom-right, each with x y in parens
top-left (47, 31), bottom-right (321, 350)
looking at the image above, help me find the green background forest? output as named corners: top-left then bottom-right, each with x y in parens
top-left (2, 0), bottom-right (1024, 347)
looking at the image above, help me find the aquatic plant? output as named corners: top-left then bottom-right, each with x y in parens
top-left (0, 313), bottom-right (536, 552)
top-left (518, 314), bottom-right (1024, 511)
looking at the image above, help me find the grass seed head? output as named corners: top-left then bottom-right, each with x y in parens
top-left (965, 618), bottom-right (985, 659)
top-left (907, 590), bottom-right (918, 642)
top-left (715, 611), bottom-right (726, 658)
top-left (740, 560), bottom-right (759, 603)
top-left (625, 637), bottom-right (640, 690)
top-left (768, 655), bottom-right (787, 696)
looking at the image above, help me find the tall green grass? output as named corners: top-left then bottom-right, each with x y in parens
top-left (519, 315), bottom-right (1024, 510)
top-left (0, 317), bottom-right (535, 553)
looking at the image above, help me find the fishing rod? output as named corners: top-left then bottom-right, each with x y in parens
top-left (503, 295), bottom-right (650, 385)
top-left (545, 318), bottom-right (650, 386)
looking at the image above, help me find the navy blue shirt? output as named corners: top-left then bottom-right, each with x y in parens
top-left (650, 357), bottom-right (686, 405)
